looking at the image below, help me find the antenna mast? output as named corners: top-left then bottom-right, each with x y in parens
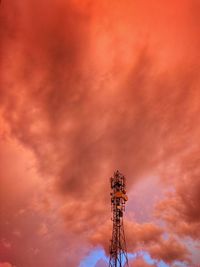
top-left (109, 170), bottom-right (129, 267)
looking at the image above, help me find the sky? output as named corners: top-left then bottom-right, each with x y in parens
top-left (0, 0), bottom-right (200, 266)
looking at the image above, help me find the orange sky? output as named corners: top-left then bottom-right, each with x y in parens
top-left (0, 1), bottom-right (200, 266)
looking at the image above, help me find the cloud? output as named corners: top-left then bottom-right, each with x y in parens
top-left (0, 263), bottom-right (14, 267)
top-left (130, 258), bottom-right (156, 267)
top-left (90, 220), bottom-right (190, 263)
top-left (94, 259), bottom-right (107, 267)
top-left (37, 223), bottom-right (48, 236)
top-left (0, 0), bottom-right (200, 266)
top-left (156, 153), bottom-right (200, 240)
top-left (125, 221), bottom-right (163, 251)
top-left (148, 237), bottom-right (190, 264)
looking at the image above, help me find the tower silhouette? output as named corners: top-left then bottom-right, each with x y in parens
top-left (109, 171), bottom-right (129, 267)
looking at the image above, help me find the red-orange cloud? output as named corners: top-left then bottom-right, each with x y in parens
top-left (1, 0), bottom-right (200, 266)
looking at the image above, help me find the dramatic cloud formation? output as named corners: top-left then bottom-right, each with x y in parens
top-left (91, 220), bottom-right (190, 264)
top-left (156, 153), bottom-right (200, 240)
top-left (91, 221), bottom-right (163, 253)
top-left (0, 0), bottom-right (200, 266)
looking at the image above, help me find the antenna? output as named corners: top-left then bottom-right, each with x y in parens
top-left (109, 170), bottom-right (129, 267)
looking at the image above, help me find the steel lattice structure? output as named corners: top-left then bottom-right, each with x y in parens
top-left (109, 171), bottom-right (129, 267)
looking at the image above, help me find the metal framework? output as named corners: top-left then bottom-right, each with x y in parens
top-left (109, 171), bottom-right (129, 267)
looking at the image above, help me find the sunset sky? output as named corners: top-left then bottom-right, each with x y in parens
top-left (0, 1), bottom-right (200, 266)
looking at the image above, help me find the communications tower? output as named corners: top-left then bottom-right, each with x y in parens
top-left (109, 171), bottom-right (129, 267)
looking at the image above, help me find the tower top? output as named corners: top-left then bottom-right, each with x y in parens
top-left (110, 170), bottom-right (128, 205)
